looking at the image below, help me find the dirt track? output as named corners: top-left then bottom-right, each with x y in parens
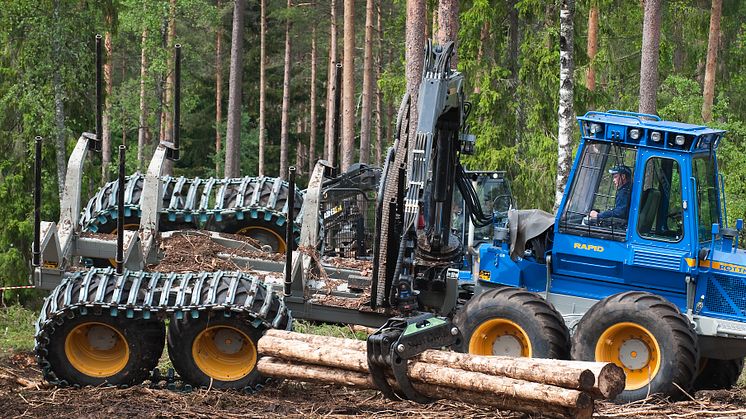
top-left (2, 352), bottom-right (746, 418)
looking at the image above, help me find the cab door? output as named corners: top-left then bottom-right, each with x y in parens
top-left (626, 152), bottom-right (693, 297)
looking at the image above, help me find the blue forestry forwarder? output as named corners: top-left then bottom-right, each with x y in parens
top-left (32, 40), bottom-right (745, 406)
top-left (460, 109), bottom-right (746, 401)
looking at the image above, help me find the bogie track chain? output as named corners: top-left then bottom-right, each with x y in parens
top-left (35, 268), bottom-right (291, 390)
top-left (80, 174), bottom-right (303, 245)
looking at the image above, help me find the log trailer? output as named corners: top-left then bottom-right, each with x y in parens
top-left (31, 40), bottom-right (745, 404)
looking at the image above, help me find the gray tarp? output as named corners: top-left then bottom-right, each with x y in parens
top-left (508, 209), bottom-right (556, 260)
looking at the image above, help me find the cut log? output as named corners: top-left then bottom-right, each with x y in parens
top-left (258, 335), bottom-right (592, 409)
top-left (261, 330), bottom-right (624, 399)
top-left (257, 357), bottom-right (591, 419)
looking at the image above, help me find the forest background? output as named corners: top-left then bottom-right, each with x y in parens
top-left (0, 0), bottom-right (745, 298)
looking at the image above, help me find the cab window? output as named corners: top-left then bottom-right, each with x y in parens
top-left (636, 157), bottom-right (683, 242)
top-left (559, 141), bottom-right (636, 241)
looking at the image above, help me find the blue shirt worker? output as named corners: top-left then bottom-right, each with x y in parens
top-left (590, 165), bottom-right (632, 221)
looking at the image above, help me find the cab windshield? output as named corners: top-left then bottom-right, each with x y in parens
top-left (692, 154), bottom-right (720, 242)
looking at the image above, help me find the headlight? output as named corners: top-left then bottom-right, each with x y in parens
top-left (629, 129), bottom-right (640, 140)
top-left (675, 135), bottom-right (685, 146)
top-left (651, 131), bottom-right (662, 142)
top-left (590, 123), bottom-right (603, 134)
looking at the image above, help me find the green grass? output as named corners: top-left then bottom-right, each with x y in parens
top-left (0, 305), bottom-right (37, 355)
top-left (292, 319), bottom-right (368, 340)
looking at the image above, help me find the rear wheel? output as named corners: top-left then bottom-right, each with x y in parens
top-left (44, 313), bottom-right (164, 387)
top-left (167, 312), bottom-right (264, 389)
top-left (693, 357), bottom-right (744, 391)
top-left (571, 291), bottom-right (698, 402)
top-left (454, 287), bottom-right (570, 359)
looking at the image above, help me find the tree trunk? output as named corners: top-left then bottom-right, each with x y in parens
top-left (473, 20), bottom-right (490, 94)
top-left (359, 0), bottom-right (374, 165)
top-left (259, 0), bottom-right (267, 176)
top-left (225, 0), bottom-right (246, 178)
top-left (258, 358), bottom-right (586, 419)
top-left (52, 0), bottom-right (66, 199)
top-left (340, 0), bottom-right (355, 171)
top-left (405, 0), bottom-right (426, 137)
top-left (638, 0), bottom-right (662, 115)
top-left (261, 330), bottom-right (623, 399)
top-left (162, 0), bottom-right (177, 176)
top-left (138, 28), bottom-right (149, 170)
top-left (437, 0), bottom-right (458, 66)
top-left (586, 5), bottom-right (598, 91)
top-left (215, 0), bottom-right (223, 175)
top-left (324, 0), bottom-right (338, 164)
top-left (374, 0), bottom-right (383, 166)
top-left (279, 0), bottom-right (292, 179)
top-left (702, 0), bottom-right (722, 123)
top-left (555, 0), bottom-right (575, 211)
top-left (309, 26), bottom-right (317, 174)
top-left (101, 28), bottom-right (113, 183)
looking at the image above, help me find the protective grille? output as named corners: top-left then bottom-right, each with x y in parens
top-left (703, 274), bottom-right (746, 318)
top-left (632, 249), bottom-right (682, 271)
top-left (320, 193), bottom-right (377, 259)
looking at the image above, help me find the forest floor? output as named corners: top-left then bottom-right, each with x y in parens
top-left (2, 350), bottom-right (746, 418)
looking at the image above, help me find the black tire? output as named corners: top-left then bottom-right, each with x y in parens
top-left (166, 274), bottom-right (289, 390)
top-left (571, 291), bottom-right (699, 402)
top-left (44, 313), bottom-right (164, 387)
top-left (217, 210), bottom-right (298, 253)
top-left (167, 312), bottom-right (265, 389)
top-left (693, 358), bottom-right (744, 391)
top-left (454, 287), bottom-right (570, 359)
top-left (38, 276), bottom-right (165, 387)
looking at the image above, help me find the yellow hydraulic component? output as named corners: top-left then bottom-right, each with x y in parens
top-left (236, 225), bottom-right (286, 253)
top-left (64, 322), bottom-right (129, 377)
top-left (595, 322), bottom-right (661, 390)
top-left (192, 325), bottom-right (256, 381)
top-left (469, 318), bottom-right (532, 357)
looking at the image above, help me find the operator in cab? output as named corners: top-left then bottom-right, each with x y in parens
top-left (590, 165), bottom-right (632, 222)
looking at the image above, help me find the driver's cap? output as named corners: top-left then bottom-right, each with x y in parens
top-left (609, 165), bottom-right (631, 178)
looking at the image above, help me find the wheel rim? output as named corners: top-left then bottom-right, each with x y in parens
top-left (469, 319), bottom-right (532, 357)
top-left (64, 322), bottom-right (129, 378)
top-left (235, 226), bottom-right (286, 253)
top-left (192, 326), bottom-right (256, 381)
top-left (107, 223), bottom-right (140, 266)
top-left (595, 322), bottom-right (662, 390)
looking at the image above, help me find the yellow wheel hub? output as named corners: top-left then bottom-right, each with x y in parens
top-left (595, 322), bottom-right (661, 390)
top-left (236, 226), bottom-right (286, 253)
top-left (64, 322), bottom-right (129, 378)
top-left (469, 319), bottom-right (532, 357)
top-left (192, 326), bottom-right (256, 381)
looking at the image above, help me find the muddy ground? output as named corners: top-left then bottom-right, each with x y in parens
top-left (2, 352), bottom-right (746, 418)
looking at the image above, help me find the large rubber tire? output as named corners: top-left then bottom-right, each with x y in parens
top-left (693, 358), bottom-right (744, 391)
top-left (166, 275), bottom-right (289, 390)
top-left (44, 313), bottom-right (164, 387)
top-left (167, 312), bottom-right (264, 389)
top-left (39, 277), bottom-right (165, 387)
top-left (454, 287), bottom-right (570, 359)
top-left (218, 210), bottom-right (296, 254)
top-left (571, 291), bottom-right (699, 402)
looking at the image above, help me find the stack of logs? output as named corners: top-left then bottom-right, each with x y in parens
top-left (257, 330), bottom-right (626, 419)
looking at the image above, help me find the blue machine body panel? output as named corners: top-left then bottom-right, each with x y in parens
top-left (474, 110), bottom-right (746, 331)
